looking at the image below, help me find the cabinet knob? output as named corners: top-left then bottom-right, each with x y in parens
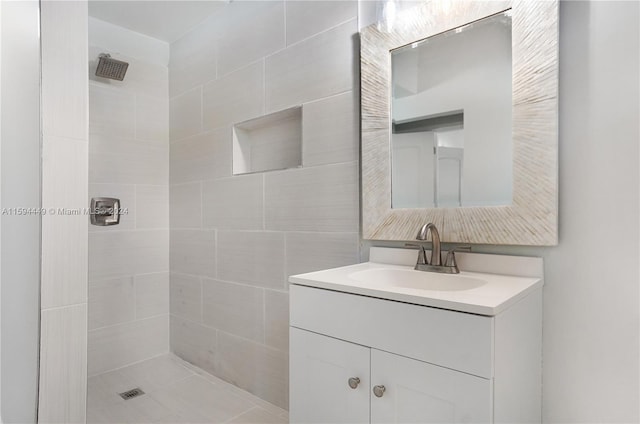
top-left (348, 377), bottom-right (360, 389)
top-left (373, 385), bottom-right (386, 397)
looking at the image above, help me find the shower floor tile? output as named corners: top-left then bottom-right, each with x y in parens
top-left (87, 353), bottom-right (288, 424)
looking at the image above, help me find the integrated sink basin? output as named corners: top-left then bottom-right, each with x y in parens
top-left (289, 247), bottom-right (544, 316)
top-left (349, 268), bottom-right (487, 291)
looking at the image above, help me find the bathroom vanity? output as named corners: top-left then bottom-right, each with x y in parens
top-left (289, 247), bottom-right (544, 423)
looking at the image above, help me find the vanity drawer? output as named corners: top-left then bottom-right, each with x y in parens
top-left (290, 284), bottom-right (494, 378)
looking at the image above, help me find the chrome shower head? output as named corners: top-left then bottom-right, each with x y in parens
top-left (95, 53), bottom-right (129, 81)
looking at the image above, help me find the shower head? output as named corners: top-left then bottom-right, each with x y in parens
top-left (95, 53), bottom-right (129, 81)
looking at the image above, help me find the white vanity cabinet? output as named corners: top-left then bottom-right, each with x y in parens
top-left (289, 251), bottom-right (544, 424)
top-left (291, 327), bottom-right (491, 424)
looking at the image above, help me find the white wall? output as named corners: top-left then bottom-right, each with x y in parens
top-left (364, 1), bottom-right (640, 421)
top-left (87, 17), bottom-right (170, 376)
top-left (0, 1), bottom-right (41, 422)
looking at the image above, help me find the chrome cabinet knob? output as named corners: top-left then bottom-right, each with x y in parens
top-left (373, 385), bottom-right (386, 397)
top-left (348, 377), bottom-right (360, 389)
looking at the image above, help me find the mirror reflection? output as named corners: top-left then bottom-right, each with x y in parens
top-left (391, 11), bottom-right (513, 208)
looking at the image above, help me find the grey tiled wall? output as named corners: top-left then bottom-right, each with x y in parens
top-left (87, 21), bottom-right (170, 376)
top-left (168, 0), bottom-right (362, 409)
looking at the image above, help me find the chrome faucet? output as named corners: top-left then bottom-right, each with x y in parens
top-left (411, 223), bottom-right (470, 274)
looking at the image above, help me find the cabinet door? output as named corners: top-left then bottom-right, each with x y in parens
top-left (290, 328), bottom-right (370, 424)
top-left (371, 350), bottom-right (492, 424)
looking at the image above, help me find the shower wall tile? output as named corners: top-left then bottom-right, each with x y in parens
top-left (89, 229), bottom-right (169, 280)
top-left (202, 61), bottom-right (264, 131)
top-left (39, 2), bottom-right (88, 421)
top-left (302, 91), bottom-right (359, 166)
top-left (88, 18), bottom-right (171, 382)
top-left (38, 304), bottom-right (88, 423)
top-left (135, 272), bottom-right (170, 319)
top-left (89, 183), bottom-right (137, 231)
top-left (169, 182), bottom-right (202, 228)
top-left (170, 229), bottom-right (216, 278)
top-left (136, 94), bottom-right (169, 143)
top-left (136, 184), bottom-right (169, 229)
top-left (89, 84), bottom-right (136, 138)
top-left (89, 134), bottom-right (168, 185)
top-left (170, 127), bottom-right (232, 184)
top-left (169, 21), bottom-right (218, 97)
top-left (202, 175), bottom-right (263, 230)
top-left (215, 1), bottom-right (285, 76)
top-left (202, 279), bottom-right (265, 343)
top-left (88, 315), bottom-right (169, 376)
top-left (265, 162), bottom-right (359, 232)
top-left (285, 0), bottom-right (358, 46)
top-left (41, 0), bottom-right (88, 142)
top-left (120, 58), bottom-right (169, 99)
top-left (88, 276), bottom-right (136, 330)
top-left (216, 331), bottom-right (289, 409)
top-left (170, 315), bottom-right (217, 375)
top-left (170, 87), bottom-right (202, 141)
top-left (217, 231), bottom-right (285, 290)
top-left (265, 19), bottom-right (357, 112)
top-left (264, 290), bottom-right (289, 351)
top-left (170, 273), bottom-right (203, 323)
top-left (41, 136), bottom-right (89, 309)
top-left (168, 1), bottom-right (361, 408)
top-left (285, 232), bottom-right (360, 277)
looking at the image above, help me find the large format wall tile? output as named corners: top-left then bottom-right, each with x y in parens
top-left (88, 315), bottom-right (169, 376)
top-left (87, 17), bottom-right (171, 395)
top-left (38, 304), bottom-right (88, 423)
top-left (202, 175), bottom-right (263, 230)
top-left (170, 127), bottom-right (232, 184)
top-left (170, 315), bottom-right (217, 374)
top-left (88, 276), bottom-right (135, 330)
top-left (285, 231), bottom-right (360, 277)
top-left (136, 94), bottom-right (169, 143)
top-left (264, 290), bottom-right (289, 352)
top-left (203, 61), bottom-right (264, 131)
top-left (203, 279), bottom-right (265, 343)
top-left (170, 229), bottom-right (216, 278)
top-left (170, 273), bottom-right (203, 323)
top-left (169, 27), bottom-right (217, 97)
top-left (265, 19), bottom-right (357, 112)
top-left (217, 231), bottom-right (285, 289)
top-left (135, 272), bottom-right (170, 319)
top-left (302, 91), bottom-right (359, 166)
top-left (215, 1), bottom-right (285, 76)
top-left (216, 331), bottom-right (289, 410)
top-left (89, 229), bottom-right (169, 280)
top-left (265, 162), bottom-right (359, 232)
top-left (136, 184), bottom-right (170, 229)
top-left (285, 0), bottom-right (358, 46)
top-left (89, 84), bottom-right (136, 139)
top-left (89, 133), bottom-right (168, 185)
top-left (170, 182), bottom-right (202, 229)
top-left (41, 136), bottom-right (89, 309)
top-left (41, 0), bottom-right (88, 142)
top-left (170, 87), bottom-right (202, 141)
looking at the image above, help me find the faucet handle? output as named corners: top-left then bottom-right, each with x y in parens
top-left (443, 246), bottom-right (471, 271)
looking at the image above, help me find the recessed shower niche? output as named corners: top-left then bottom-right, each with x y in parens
top-left (233, 106), bottom-right (302, 175)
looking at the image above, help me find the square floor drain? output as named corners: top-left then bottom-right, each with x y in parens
top-left (119, 387), bottom-right (145, 400)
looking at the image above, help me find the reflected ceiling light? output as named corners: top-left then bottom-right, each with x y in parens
top-left (377, 0), bottom-right (398, 33)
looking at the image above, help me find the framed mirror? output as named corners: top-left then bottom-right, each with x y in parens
top-left (361, 0), bottom-right (559, 245)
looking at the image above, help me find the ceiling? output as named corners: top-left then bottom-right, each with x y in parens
top-left (88, 0), bottom-right (228, 43)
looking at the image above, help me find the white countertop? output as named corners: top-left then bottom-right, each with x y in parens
top-left (289, 249), bottom-right (544, 316)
